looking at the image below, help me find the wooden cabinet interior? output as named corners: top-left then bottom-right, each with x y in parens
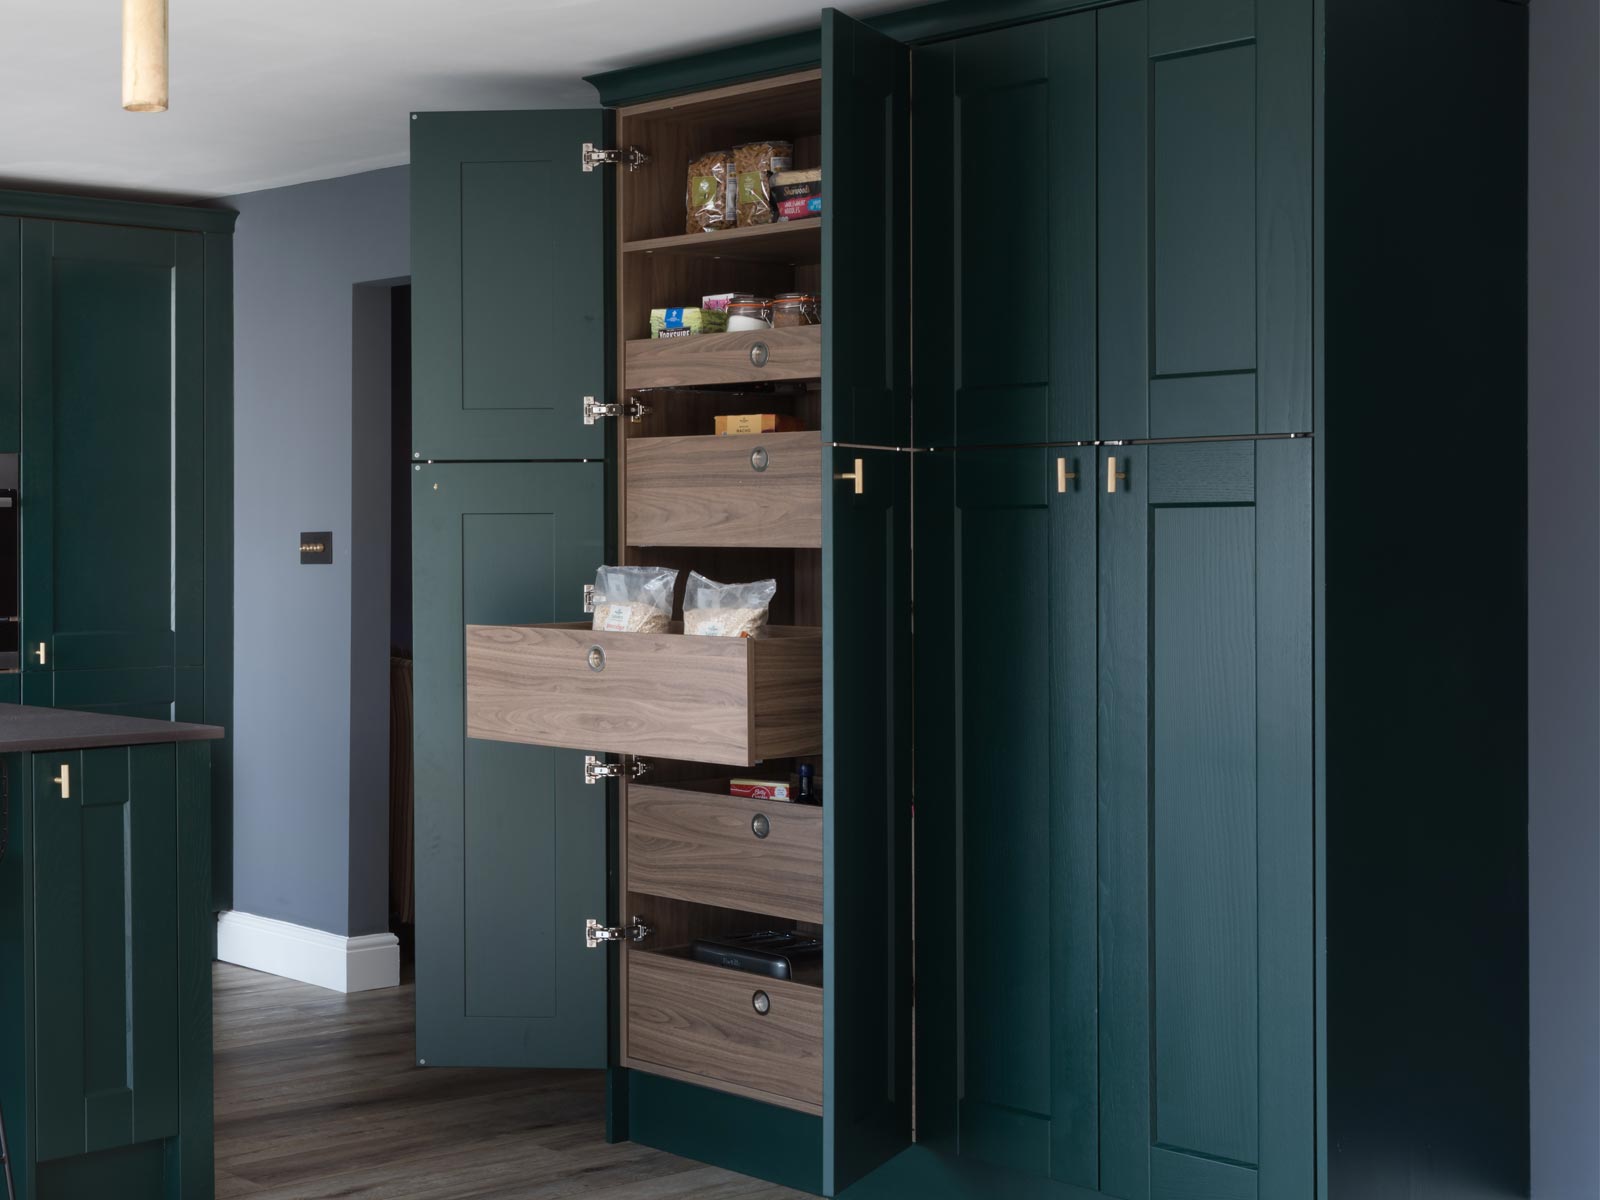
top-left (606, 69), bottom-right (830, 1115)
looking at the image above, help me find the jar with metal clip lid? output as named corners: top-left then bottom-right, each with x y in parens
top-left (771, 293), bottom-right (820, 327)
top-left (726, 297), bottom-right (773, 332)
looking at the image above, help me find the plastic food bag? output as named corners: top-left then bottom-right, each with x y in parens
top-left (686, 150), bottom-right (735, 233)
top-left (682, 572), bottom-right (777, 638)
top-left (592, 565), bottom-right (678, 633)
top-left (733, 140), bottom-right (794, 227)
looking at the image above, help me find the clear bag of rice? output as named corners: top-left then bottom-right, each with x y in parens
top-left (682, 571), bottom-right (777, 638)
top-left (591, 565), bottom-right (678, 633)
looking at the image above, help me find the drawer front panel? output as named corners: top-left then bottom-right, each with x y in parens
top-left (627, 951), bottom-right (823, 1113)
top-left (466, 623), bottom-right (822, 766)
top-left (628, 785), bottom-right (823, 922)
top-left (626, 432), bottom-right (822, 549)
top-left (625, 326), bottom-right (822, 390)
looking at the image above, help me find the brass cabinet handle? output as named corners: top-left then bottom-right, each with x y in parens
top-left (53, 763), bottom-right (70, 799)
top-left (34, 642), bottom-right (45, 665)
top-left (1108, 456), bottom-right (1128, 494)
top-left (834, 457), bottom-right (864, 495)
top-left (1056, 457), bottom-right (1078, 494)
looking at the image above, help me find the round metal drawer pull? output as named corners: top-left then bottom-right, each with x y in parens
top-left (752, 990), bottom-right (771, 1016)
top-left (750, 446), bottom-right (769, 472)
top-left (586, 645), bottom-right (606, 672)
top-left (751, 813), bottom-right (770, 839)
top-left (749, 341), bottom-right (770, 368)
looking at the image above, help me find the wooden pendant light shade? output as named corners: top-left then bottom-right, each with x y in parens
top-left (122, 0), bottom-right (168, 112)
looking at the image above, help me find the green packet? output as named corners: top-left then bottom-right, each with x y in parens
top-left (649, 306), bottom-right (730, 337)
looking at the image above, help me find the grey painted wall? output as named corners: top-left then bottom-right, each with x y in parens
top-left (229, 165), bottom-right (409, 938)
top-left (1528, 0), bottom-right (1600, 1195)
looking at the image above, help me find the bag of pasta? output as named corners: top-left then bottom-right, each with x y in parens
top-left (682, 571), bottom-right (777, 638)
top-left (686, 150), bottom-right (735, 233)
top-left (591, 565), bottom-right (678, 633)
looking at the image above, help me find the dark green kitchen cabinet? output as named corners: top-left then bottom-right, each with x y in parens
top-left (0, 737), bottom-right (215, 1200)
top-left (410, 111), bottom-right (610, 462)
top-left (911, 0), bottom-right (1312, 445)
top-left (411, 461), bottom-right (608, 1068)
top-left (19, 220), bottom-right (205, 717)
top-left (2, 189), bottom-right (235, 911)
top-left (410, 0), bottom-right (1528, 1196)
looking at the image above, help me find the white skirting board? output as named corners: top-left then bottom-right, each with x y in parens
top-left (216, 910), bottom-right (400, 993)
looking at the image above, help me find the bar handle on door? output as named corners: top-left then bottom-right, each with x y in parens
top-left (33, 643), bottom-right (45, 665)
top-left (53, 764), bottom-right (69, 799)
top-left (1056, 457), bottom-right (1077, 493)
top-left (1108, 456), bottom-right (1128, 494)
top-left (834, 457), bottom-right (864, 495)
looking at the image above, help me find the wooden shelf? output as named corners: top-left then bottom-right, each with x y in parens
top-left (627, 325), bottom-right (822, 390)
top-left (624, 221), bottom-right (821, 263)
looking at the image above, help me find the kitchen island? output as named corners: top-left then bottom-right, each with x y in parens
top-left (0, 704), bottom-right (222, 1200)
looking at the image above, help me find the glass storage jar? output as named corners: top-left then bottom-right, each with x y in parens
top-left (726, 298), bottom-right (774, 331)
top-left (771, 293), bottom-right (820, 327)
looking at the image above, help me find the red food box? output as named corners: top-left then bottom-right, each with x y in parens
top-left (729, 778), bottom-right (793, 801)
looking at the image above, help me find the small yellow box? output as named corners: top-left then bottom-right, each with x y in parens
top-left (715, 413), bottom-right (805, 436)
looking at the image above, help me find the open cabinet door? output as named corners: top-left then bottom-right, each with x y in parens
top-left (822, 10), bottom-right (913, 1196)
top-left (412, 462), bottom-right (606, 1067)
top-left (411, 110), bottom-right (610, 461)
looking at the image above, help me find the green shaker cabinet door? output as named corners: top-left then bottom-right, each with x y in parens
top-left (19, 220), bottom-right (206, 714)
top-left (412, 462), bottom-right (607, 1068)
top-left (0, 218), bottom-right (18, 452)
top-left (1097, 439), bottom-right (1313, 1200)
top-left (913, 446), bottom-right (1098, 1190)
top-left (411, 110), bottom-right (608, 461)
top-left (1098, 0), bottom-right (1313, 440)
top-left (33, 744), bottom-right (181, 1163)
top-left (911, 14), bottom-right (1095, 447)
top-left (823, 11), bottom-right (910, 448)
top-left (823, 448), bottom-right (912, 1194)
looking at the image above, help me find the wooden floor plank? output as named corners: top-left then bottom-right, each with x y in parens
top-left (213, 963), bottom-right (808, 1200)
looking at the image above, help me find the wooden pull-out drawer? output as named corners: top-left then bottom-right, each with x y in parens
top-left (625, 325), bottom-right (822, 390)
top-left (628, 784), bottom-right (823, 923)
top-left (626, 431), bottom-right (821, 548)
top-left (626, 949), bottom-right (822, 1114)
top-left (466, 623), bottom-right (821, 767)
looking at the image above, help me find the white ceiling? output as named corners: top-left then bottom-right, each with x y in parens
top-left (0, 0), bottom-right (919, 201)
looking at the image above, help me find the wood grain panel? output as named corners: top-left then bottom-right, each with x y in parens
top-left (466, 622), bottom-right (821, 767)
top-left (626, 431), bottom-right (822, 548)
top-left (626, 950), bottom-right (823, 1114)
top-left (627, 784), bottom-right (823, 922)
top-left (626, 326), bottom-right (822, 390)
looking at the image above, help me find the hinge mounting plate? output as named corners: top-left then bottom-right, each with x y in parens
top-left (585, 916), bottom-right (653, 948)
top-left (584, 754), bottom-right (649, 785)
top-left (581, 143), bottom-right (649, 172)
top-left (583, 395), bottom-right (651, 425)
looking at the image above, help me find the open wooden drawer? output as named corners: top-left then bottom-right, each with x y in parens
top-left (628, 782), bottom-right (823, 923)
top-left (626, 431), bottom-right (822, 549)
top-left (626, 947), bottom-right (823, 1114)
top-left (465, 623), bottom-right (821, 766)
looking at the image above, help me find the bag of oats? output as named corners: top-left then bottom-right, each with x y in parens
top-left (591, 565), bottom-right (678, 633)
top-left (682, 571), bottom-right (777, 638)
top-left (686, 150), bottom-right (736, 233)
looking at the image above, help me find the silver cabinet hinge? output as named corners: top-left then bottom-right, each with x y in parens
top-left (585, 916), bottom-right (652, 948)
top-left (583, 584), bottom-right (597, 613)
top-left (581, 143), bottom-right (650, 172)
top-left (583, 395), bottom-right (651, 425)
top-left (584, 754), bottom-right (649, 785)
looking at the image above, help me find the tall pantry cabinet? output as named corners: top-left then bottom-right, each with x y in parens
top-left (409, 1), bottom-right (1529, 1198)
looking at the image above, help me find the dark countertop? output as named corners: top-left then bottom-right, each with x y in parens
top-left (0, 703), bottom-right (224, 753)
